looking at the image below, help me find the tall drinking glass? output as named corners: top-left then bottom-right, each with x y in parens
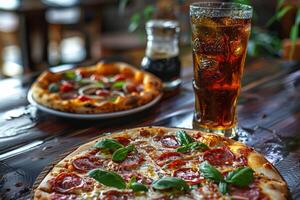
top-left (190, 2), bottom-right (252, 138)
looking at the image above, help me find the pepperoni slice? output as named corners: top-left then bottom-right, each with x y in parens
top-left (113, 74), bottom-right (127, 81)
top-left (76, 69), bottom-right (91, 78)
top-left (166, 159), bottom-right (186, 169)
top-left (96, 89), bottom-right (110, 96)
top-left (143, 145), bottom-right (156, 152)
top-left (203, 147), bottom-right (234, 166)
top-left (139, 129), bottom-right (151, 137)
top-left (60, 91), bottom-right (78, 100)
top-left (102, 190), bottom-right (134, 200)
top-left (192, 132), bottom-right (202, 139)
top-left (114, 136), bottom-right (130, 146)
top-left (77, 95), bottom-right (90, 102)
top-left (152, 197), bottom-right (171, 200)
top-left (120, 152), bottom-right (144, 170)
top-left (157, 152), bottom-right (182, 167)
top-left (72, 156), bottom-right (103, 172)
top-left (230, 183), bottom-right (267, 200)
top-left (50, 173), bottom-right (91, 193)
top-left (50, 193), bottom-right (78, 200)
top-left (173, 168), bottom-right (202, 185)
top-left (90, 74), bottom-right (103, 81)
top-left (160, 135), bottom-right (180, 148)
top-left (125, 83), bottom-right (138, 93)
top-left (60, 82), bottom-right (73, 93)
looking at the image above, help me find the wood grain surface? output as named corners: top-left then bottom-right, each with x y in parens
top-left (0, 58), bottom-right (300, 199)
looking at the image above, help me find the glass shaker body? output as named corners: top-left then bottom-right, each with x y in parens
top-left (141, 20), bottom-right (181, 90)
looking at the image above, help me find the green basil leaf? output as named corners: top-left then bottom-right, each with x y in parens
top-left (225, 167), bottom-right (254, 187)
top-left (190, 184), bottom-right (199, 190)
top-left (152, 177), bottom-right (189, 191)
top-left (177, 142), bottom-right (209, 153)
top-left (109, 97), bottom-right (118, 102)
top-left (176, 130), bottom-right (194, 146)
top-left (64, 71), bottom-right (80, 80)
top-left (112, 81), bottom-right (125, 89)
top-left (94, 139), bottom-right (124, 151)
top-left (191, 142), bottom-right (209, 151)
top-left (112, 144), bottom-right (134, 162)
top-left (78, 78), bottom-right (101, 85)
top-left (129, 182), bottom-right (148, 192)
top-left (128, 176), bottom-right (137, 186)
top-left (218, 181), bottom-right (228, 194)
top-left (94, 82), bottom-right (105, 88)
top-left (176, 145), bottom-right (190, 153)
top-left (79, 79), bottom-right (93, 85)
top-left (199, 161), bottom-right (223, 182)
top-left (88, 169), bottom-right (126, 189)
top-left (48, 83), bottom-right (59, 93)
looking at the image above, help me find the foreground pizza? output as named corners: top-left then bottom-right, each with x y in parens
top-left (30, 62), bottom-right (162, 114)
top-left (34, 127), bottom-right (288, 200)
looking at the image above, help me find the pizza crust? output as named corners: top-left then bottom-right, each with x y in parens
top-left (34, 127), bottom-right (288, 200)
top-left (31, 62), bottom-right (162, 114)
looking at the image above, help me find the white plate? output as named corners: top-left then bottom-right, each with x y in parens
top-left (27, 90), bottom-right (162, 119)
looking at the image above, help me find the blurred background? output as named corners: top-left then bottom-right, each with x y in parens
top-left (0, 0), bottom-right (298, 79)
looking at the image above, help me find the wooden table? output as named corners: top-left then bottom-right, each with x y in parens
top-left (0, 58), bottom-right (300, 199)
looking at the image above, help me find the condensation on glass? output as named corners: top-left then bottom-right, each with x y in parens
top-left (141, 20), bottom-right (181, 90)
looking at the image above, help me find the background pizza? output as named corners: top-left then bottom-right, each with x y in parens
top-left (30, 62), bottom-right (162, 114)
top-left (34, 127), bottom-right (288, 200)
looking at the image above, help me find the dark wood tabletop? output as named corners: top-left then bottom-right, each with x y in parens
top-left (0, 58), bottom-right (300, 200)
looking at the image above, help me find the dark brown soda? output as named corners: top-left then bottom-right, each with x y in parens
top-left (191, 16), bottom-right (251, 130)
top-left (141, 56), bottom-right (181, 82)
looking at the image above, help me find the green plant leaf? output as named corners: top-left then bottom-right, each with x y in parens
top-left (225, 167), bottom-right (254, 187)
top-left (118, 0), bottom-right (130, 15)
top-left (112, 144), bottom-right (134, 162)
top-left (176, 130), bottom-right (194, 146)
top-left (88, 169), bottom-right (126, 189)
top-left (218, 181), bottom-right (228, 195)
top-left (199, 161), bottom-right (223, 182)
top-left (276, 0), bottom-right (286, 10)
top-left (288, 7), bottom-right (300, 59)
top-left (128, 13), bottom-right (141, 32)
top-left (152, 177), bottom-right (189, 191)
top-left (295, 7), bottom-right (300, 25)
top-left (290, 25), bottom-right (299, 44)
top-left (94, 139), bottom-right (124, 151)
top-left (290, 7), bottom-right (300, 44)
top-left (266, 6), bottom-right (292, 27)
top-left (143, 5), bottom-right (155, 20)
